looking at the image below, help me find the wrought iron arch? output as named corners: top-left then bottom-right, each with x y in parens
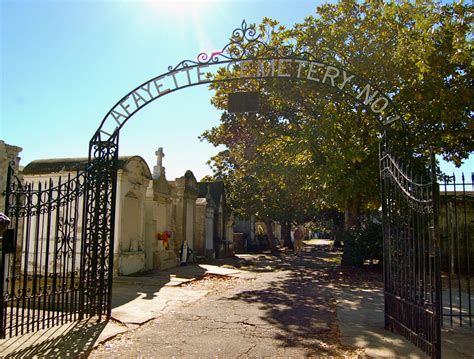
top-left (84, 18), bottom-right (412, 315)
top-left (92, 20), bottom-right (407, 144)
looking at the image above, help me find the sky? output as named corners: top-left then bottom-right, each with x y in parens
top-left (1, 0), bottom-right (472, 181)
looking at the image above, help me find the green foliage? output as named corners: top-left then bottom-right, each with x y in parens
top-left (341, 221), bottom-right (383, 267)
top-left (202, 0), bottom-right (473, 225)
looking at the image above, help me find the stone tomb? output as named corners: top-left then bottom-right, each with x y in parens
top-left (145, 149), bottom-right (199, 269)
top-left (195, 185), bottom-right (216, 260)
top-left (21, 156), bottom-right (151, 276)
top-left (196, 181), bottom-right (235, 259)
top-left (4, 145), bottom-right (233, 276)
top-left (0, 141), bottom-right (22, 214)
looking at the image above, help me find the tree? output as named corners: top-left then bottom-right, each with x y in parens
top-left (294, 0), bottom-right (473, 164)
top-left (202, 0), bottom-right (473, 232)
top-left (202, 111), bottom-right (323, 251)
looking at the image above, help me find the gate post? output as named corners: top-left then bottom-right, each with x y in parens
top-left (80, 132), bottom-right (119, 320)
top-left (379, 132), bottom-right (389, 331)
top-left (0, 162), bottom-right (14, 338)
top-left (430, 151), bottom-right (442, 359)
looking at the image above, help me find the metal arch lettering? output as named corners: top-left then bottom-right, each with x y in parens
top-left (92, 20), bottom-right (408, 144)
top-left (94, 59), bottom-right (407, 142)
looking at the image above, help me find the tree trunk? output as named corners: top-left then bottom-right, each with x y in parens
top-left (263, 218), bottom-right (278, 253)
top-left (344, 194), bottom-right (361, 231)
top-left (281, 222), bottom-right (293, 250)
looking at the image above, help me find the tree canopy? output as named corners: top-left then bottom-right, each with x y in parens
top-left (201, 0), bottom-right (473, 228)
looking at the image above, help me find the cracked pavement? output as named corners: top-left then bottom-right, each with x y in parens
top-left (89, 248), bottom-right (361, 358)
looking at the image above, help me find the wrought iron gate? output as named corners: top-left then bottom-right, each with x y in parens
top-left (380, 138), bottom-right (442, 358)
top-left (0, 134), bottom-right (118, 338)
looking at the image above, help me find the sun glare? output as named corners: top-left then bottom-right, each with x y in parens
top-left (143, 0), bottom-right (220, 54)
top-left (145, 0), bottom-right (216, 21)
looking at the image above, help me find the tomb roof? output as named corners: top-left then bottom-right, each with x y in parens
top-left (22, 156), bottom-right (150, 176)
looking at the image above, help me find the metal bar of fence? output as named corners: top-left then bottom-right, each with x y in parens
top-left (21, 183), bottom-right (32, 335)
top-left (11, 189), bottom-right (21, 337)
top-left (52, 176), bottom-right (61, 328)
top-left (464, 174), bottom-right (472, 326)
top-left (38, 184), bottom-right (45, 332)
top-left (431, 152), bottom-right (441, 359)
top-left (421, 173), bottom-right (427, 308)
top-left (439, 172), bottom-right (473, 327)
top-left (43, 179), bottom-right (53, 330)
top-left (60, 173), bottom-right (70, 325)
top-left (452, 174), bottom-right (462, 326)
top-left (32, 181), bottom-right (41, 333)
top-left (79, 168), bottom-right (88, 321)
top-left (71, 173), bottom-right (79, 322)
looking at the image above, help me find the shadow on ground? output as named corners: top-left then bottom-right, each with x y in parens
top-left (1, 319), bottom-right (107, 358)
top-left (224, 245), bottom-right (356, 356)
top-left (220, 243), bottom-right (444, 357)
top-left (223, 243), bottom-right (472, 358)
top-left (333, 267), bottom-right (427, 358)
top-left (111, 265), bottom-right (207, 308)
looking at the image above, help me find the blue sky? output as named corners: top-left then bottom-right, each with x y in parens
top-left (1, 0), bottom-right (472, 181)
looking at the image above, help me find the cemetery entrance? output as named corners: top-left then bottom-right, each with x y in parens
top-left (2, 20), bottom-right (471, 359)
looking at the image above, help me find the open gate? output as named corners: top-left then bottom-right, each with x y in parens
top-left (380, 137), bottom-right (442, 358)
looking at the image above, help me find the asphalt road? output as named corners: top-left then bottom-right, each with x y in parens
top-left (89, 248), bottom-right (362, 358)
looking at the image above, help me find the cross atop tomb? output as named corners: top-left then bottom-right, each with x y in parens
top-left (153, 147), bottom-right (166, 180)
top-left (155, 147), bottom-right (164, 167)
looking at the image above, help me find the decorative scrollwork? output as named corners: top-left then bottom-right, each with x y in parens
top-left (380, 151), bottom-right (435, 213)
top-left (197, 50), bottom-right (223, 63)
top-left (6, 171), bottom-right (87, 218)
top-left (167, 20), bottom-right (298, 72)
top-left (231, 19), bottom-right (257, 42)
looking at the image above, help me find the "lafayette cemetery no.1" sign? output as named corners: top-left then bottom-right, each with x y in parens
top-left (98, 58), bottom-right (402, 140)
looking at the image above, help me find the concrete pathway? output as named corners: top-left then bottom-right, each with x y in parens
top-left (336, 286), bottom-right (427, 358)
top-left (90, 250), bottom-right (358, 358)
top-left (336, 284), bottom-right (474, 358)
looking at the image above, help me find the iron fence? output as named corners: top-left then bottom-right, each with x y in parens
top-left (1, 163), bottom-right (86, 338)
top-left (438, 172), bottom-right (473, 327)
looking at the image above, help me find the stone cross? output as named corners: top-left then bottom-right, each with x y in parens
top-left (155, 147), bottom-right (165, 167)
top-left (153, 147), bottom-right (166, 180)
